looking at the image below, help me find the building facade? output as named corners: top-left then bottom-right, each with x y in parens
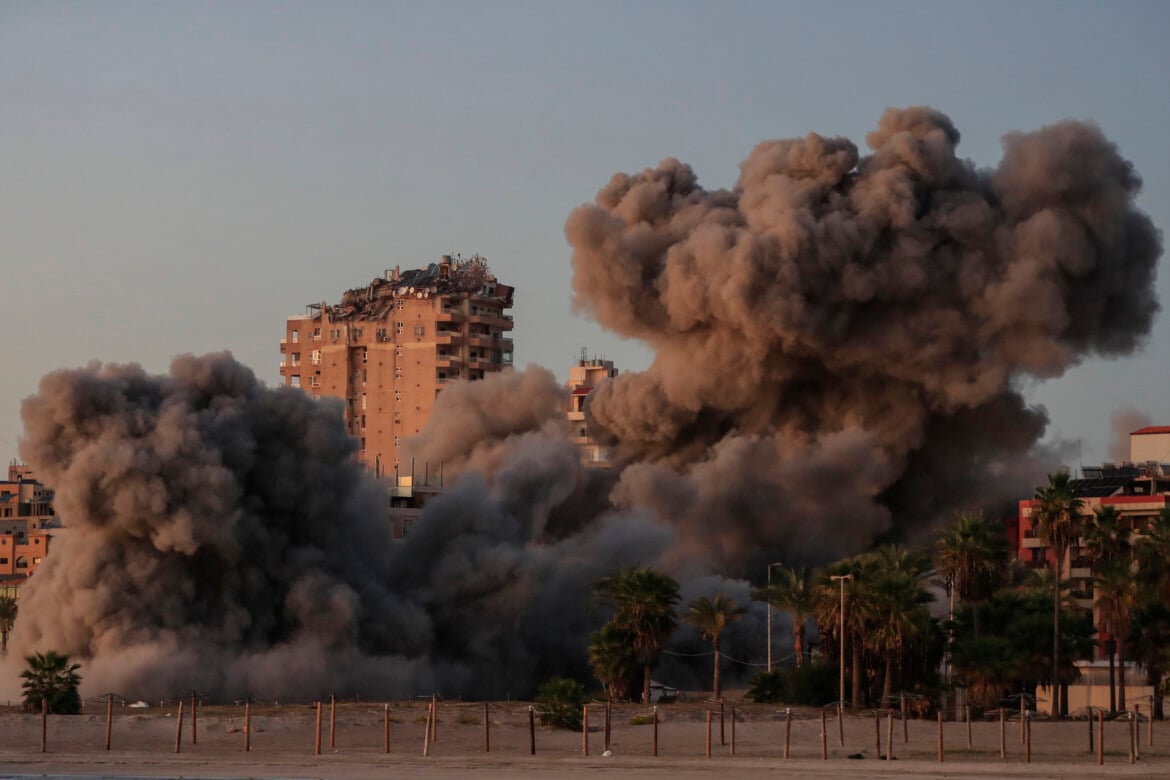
top-left (280, 256), bottom-right (514, 475)
top-left (1015, 426), bottom-right (1170, 661)
top-left (565, 354), bottom-right (618, 467)
top-left (0, 462), bottom-right (60, 597)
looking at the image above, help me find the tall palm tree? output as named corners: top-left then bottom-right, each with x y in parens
top-left (752, 567), bottom-right (817, 667)
top-left (868, 568), bottom-right (933, 707)
top-left (20, 651), bottom-right (82, 714)
top-left (936, 512), bottom-right (1009, 636)
top-left (1095, 559), bottom-right (1137, 712)
top-left (817, 560), bottom-right (867, 708)
top-left (685, 593), bottom-right (745, 700)
top-left (1031, 471), bottom-right (1084, 718)
top-left (595, 566), bottom-right (681, 704)
top-left (1082, 504), bottom-right (1132, 712)
top-left (0, 596), bottom-right (16, 653)
top-left (1135, 508), bottom-right (1170, 603)
top-left (588, 623), bottom-right (640, 702)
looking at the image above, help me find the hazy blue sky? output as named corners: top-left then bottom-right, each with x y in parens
top-left (2, 0), bottom-right (1167, 470)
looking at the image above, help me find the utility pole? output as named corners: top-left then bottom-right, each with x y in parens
top-left (767, 562), bottom-right (783, 673)
top-left (830, 574), bottom-right (854, 713)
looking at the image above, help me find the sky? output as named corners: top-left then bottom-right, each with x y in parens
top-left (1, 0), bottom-right (1167, 472)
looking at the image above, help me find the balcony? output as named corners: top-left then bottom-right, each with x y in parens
top-left (435, 353), bottom-right (464, 369)
top-left (467, 334), bottom-right (495, 349)
top-left (436, 309), bottom-right (466, 323)
top-left (434, 331), bottom-right (464, 345)
top-left (467, 313), bottom-right (513, 330)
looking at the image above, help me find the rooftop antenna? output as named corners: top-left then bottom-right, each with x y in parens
top-left (579, 346), bottom-right (588, 363)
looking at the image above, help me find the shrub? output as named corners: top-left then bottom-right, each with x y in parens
top-left (746, 662), bottom-right (836, 705)
top-left (535, 677), bottom-right (585, 730)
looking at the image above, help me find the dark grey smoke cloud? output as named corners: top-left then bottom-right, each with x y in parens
top-left (565, 107), bottom-right (1161, 566)
top-left (7, 355), bottom-right (690, 702)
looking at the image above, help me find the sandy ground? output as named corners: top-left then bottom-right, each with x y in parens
top-left (1, 700), bottom-right (1167, 779)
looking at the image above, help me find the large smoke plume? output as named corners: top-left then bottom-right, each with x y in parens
top-left (8, 108), bottom-right (1161, 702)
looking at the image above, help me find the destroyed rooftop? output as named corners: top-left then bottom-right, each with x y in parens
top-left (307, 256), bottom-right (512, 322)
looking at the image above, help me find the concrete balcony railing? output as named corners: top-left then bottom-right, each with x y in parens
top-left (434, 332), bottom-right (463, 345)
top-left (467, 313), bottom-right (513, 330)
top-left (435, 354), bottom-right (464, 368)
top-left (436, 309), bottom-right (466, 323)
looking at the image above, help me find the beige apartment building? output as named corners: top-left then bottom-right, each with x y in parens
top-left (0, 462), bottom-right (61, 597)
top-left (280, 256), bottom-right (514, 476)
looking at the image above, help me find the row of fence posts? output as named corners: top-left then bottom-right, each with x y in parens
top-left (30, 692), bottom-right (1159, 763)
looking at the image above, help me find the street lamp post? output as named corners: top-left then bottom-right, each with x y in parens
top-left (830, 574), bottom-right (853, 713)
top-left (766, 562), bottom-right (783, 673)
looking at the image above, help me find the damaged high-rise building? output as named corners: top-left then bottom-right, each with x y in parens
top-left (280, 255), bottom-right (514, 476)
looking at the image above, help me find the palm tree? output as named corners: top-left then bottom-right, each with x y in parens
top-left (1082, 504), bottom-right (1132, 712)
top-left (588, 623), bottom-right (640, 702)
top-left (1128, 601), bottom-right (1170, 721)
top-left (936, 512), bottom-right (1009, 636)
top-left (1135, 508), bottom-right (1170, 603)
top-left (595, 566), bottom-right (681, 704)
top-left (1095, 559), bottom-right (1138, 712)
top-left (685, 593), bottom-right (746, 700)
top-left (817, 560), bottom-right (867, 708)
top-left (1082, 505), bottom-right (1131, 566)
top-left (20, 651), bottom-right (82, 714)
top-left (1031, 471), bottom-right (1084, 717)
top-left (752, 567), bottom-right (817, 667)
top-left (0, 596), bottom-right (16, 653)
top-left (868, 568), bottom-right (933, 707)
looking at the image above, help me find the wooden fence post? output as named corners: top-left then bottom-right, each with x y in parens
top-left (175, 701), bottom-right (184, 754)
top-left (430, 695), bottom-right (438, 743)
top-left (41, 698), bottom-right (47, 753)
top-left (1134, 705), bottom-right (1141, 760)
top-left (1025, 712), bottom-right (1031, 763)
top-left (886, 711), bottom-right (894, 761)
top-left (483, 701), bottom-right (490, 753)
top-left (384, 703), bottom-right (390, 754)
top-left (706, 710), bottom-right (712, 759)
top-left (582, 704), bottom-right (589, 756)
top-left (838, 701), bottom-right (844, 747)
top-left (719, 699), bottom-right (725, 746)
top-left (1098, 708), bottom-right (1104, 766)
top-left (244, 700), bottom-right (251, 753)
top-left (784, 707), bottom-right (791, 759)
top-left (901, 693), bottom-right (908, 743)
top-left (314, 701), bottom-right (322, 755)
top-left (528, 705), bottom-right (536, 756)
top-left (937, 710), bottom-right (943, 762)
top-left (966, 704), bottom-right (972, 749)
top-left (653, 706), bottom-right (659, 757)
top-left (422, 700), bottom-right (431, 757)
top-left (105, 694), bottom-right (113, 751)
top-left (729, 706), bottom-right (735, 755)
top-left (329, 694), bottom-right (336, 749)
top-left (999, 707), bottom-right (1006, 759)
top-left (192, 691), bottom-right (198, 745)
top-left (821, 710), bottom-right (827, 760)
top-left (874, 710), bottom-right (880, 756)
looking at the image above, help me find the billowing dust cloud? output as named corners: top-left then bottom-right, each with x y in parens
top-left (564, 107), bottom-right (1160, 565)
top-left (9, 108), bottom-right (1161, 702)
top-left (10, 355), bottom-right (676, 702)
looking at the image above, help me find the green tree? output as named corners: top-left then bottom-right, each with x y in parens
top-left (684, 592), bottom-right (746, 700)
top-left (587, 623), bottom-right (640, 702)
top-left (1031, 471), bottom-right (1084, 718)
top-left (752, 567), bottom-right (817, 667)
top-left (1128, 601), bottom-right (1170, 721)
top-left (936, 511), bottom-right (1009, 636)
top-left (595, 566), bottom-right (681, 704)
top-left (868, 568), bottom-right (933, 708)
top-left (20, 651), bottom-right (82, 714)
top-left (1095, 560), bottom-right (1138, 712)
top-left (1082, 505), bottom-right (1131, 566)
top-left (0, 596), bottom-right (16, 653)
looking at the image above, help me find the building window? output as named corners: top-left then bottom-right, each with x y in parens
top-left (32, 557), bottom-right (41, 565)
top-left (362, 348), bottom-right (368, 363)
top-left (360, 437), bottom-right (366, 451)
top-left (361, 393), bottom-right (367, 411)
top-left (313, 328), bottom-right (321, 340)
top-left (291, 331), bottom-right (299, 343)
top-left (291, 376), bottom-right (301, 387)
top-left (414, 324), bottom-right (426, 338)
top-left (309, 376), bottom-right (319, 387)
top-left (291, 353), bottom-right (301, 366)
top-left (15, 556), bottom-right (27, 569)
top-left (311, 350), bottom-right (321, 365)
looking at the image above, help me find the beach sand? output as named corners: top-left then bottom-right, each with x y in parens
top-left (1, 700), bottom-right (1166, 779)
